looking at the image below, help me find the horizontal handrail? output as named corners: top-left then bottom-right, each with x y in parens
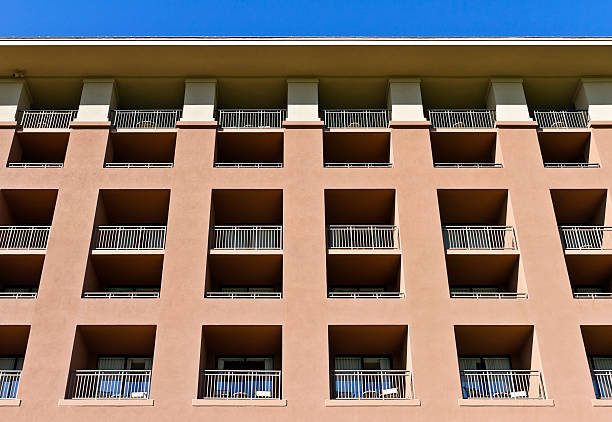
top-left (592, 370), bottom-right (612, 399)
top-left (324, 163), bottom-right (392, 168)
top-left (0, 226), bottom-right (51, 249)
top-left (104, 163), bottom-right (173, 168)
top-left (544, 163), bottom-right (599, 168)
top-left (199, 370), bottom-right (281, 399)
top-left (428, 109), bottom-right (496, 129)
top-left (7, 163), bottom-right (63, 168)
top-left (212, 225), bottom-right (282, 250)
top-left (82, 291), bottom-right (160, 299)
top-left (443, 226), bottom-right (517, 250)
top-left (460, 370), bottom-right (545, 399)
top-left (19, 110), bottom-right (77, 129)
top-left (206, 291), bottom-right (282, 299)
top-left (573, 292), bottom-right (612, 299)
top-left (434, 163), bottom-right (502, 168)
top-left (328, 225), bottom-right (398, 249)
top-left (328, 291), bottom-right (404, 299)
top-left (323, 109), bottom-right (389, 128)
top-left (0, 370), bottom-right (21, 399)
top-left (0, 292), bottom-right (37, 299)
top-left (214, 163), bottom-right (283, 168)
top-left (112, 109), bottom-right (182, 129)
top-left (68, 370), bottom-right (151, 400)
top-left (559, 226), bottom-right (612, 250)
top-left (217, 109), bottom-right (286, 128)
top-left (534, 110), bottom-right (589, 128)
top-left (93, 226), bottom-right (166, 250)
top-left (450, 291), bottom-right (527, 299)
top-left (331, 370), bottom-right (412, 400)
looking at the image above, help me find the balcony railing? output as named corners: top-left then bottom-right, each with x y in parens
top-left (0, 226), bottom-right (50, 249)
top-left (443, 226), bottom-right (517, 250)
top-left (199, 370), bottom-right (281, 399)
top-left (574, 292), bottom-right (612, 299)
top-left (428, 109), bottom-right (496, 129)
top-left (328, 291), bottom-right (404, 299)
top-left (214, 163), bottom-right (283, 168)
top-left (324, 163), bottom-right (392, 168)
top-left (331, 370), bottom-right (412, 400)
top-left (104, 163), bottom-right (173, 168)
top-left (0, 370), bottom-right (21, 399)
top-left (93, 226), bottom-right (166, 250)
top-left (323, 110), bottom-right (390, 129)
top-left (19, 110), bottom-right (77, 129)
top-left (8, 163), bottom-right (64, 168)
top-left (559, 226), bottom-right (612, 250)
top-left (593, 370), bottom-right (612, 399)
top-left (217, 109), bottom-right (286, 129)
top-left (328, 225), bottom-right (398, 249)
top-left (112, 110), bottom-right (182, 129)
top-left (82, 291), bottom-right (160, 299)
top-left (460, 370), bottom-right (545, 399)
top-left (212, 226), bottom-right (282, 250)
top-left (0, 292), bottom-right (37, 299)
top-left (206, 291), bottom-right (282, 299)
top-left (450, 291), bottom-right (527, 299)
top-left (68, 370), bottom-right (151, 400)
top-left (534, 110), bottom-right (589, 128)
top-left (434, 163), bottom-right (502, 168)
top-left (544, 163), bottom-right (599, 168)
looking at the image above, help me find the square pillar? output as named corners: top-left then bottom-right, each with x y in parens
top-left (0, 79), bottom-right (30, 122)
top-left (181, 79), bottom-right (217, 122)
top-left (487, 78), bottom-right (532, 122)
top-left (387, 78), bottom-right (426, 121)
top-left (74, 79), bottom-right (117, 122)
top-left (574, 78), bottom-right (612, 122)
top-left (287, 79), bottom-right (320, 121)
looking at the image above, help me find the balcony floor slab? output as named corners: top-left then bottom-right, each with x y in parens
top-left (58, 399), bottom-right (154, 407)
top-left (325, 399), bottom-right (420, 407)
top-left (458, 398), bottom-right (554, 407)
top-left (0, 399), bottom-right (21, 406)
top-left (192, 399), bottom-right (287, 407)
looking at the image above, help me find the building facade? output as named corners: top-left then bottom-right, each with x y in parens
top-left (0, 37), bottom-right (611, 420)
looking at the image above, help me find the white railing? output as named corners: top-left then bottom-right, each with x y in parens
top-left (68, 370), bottom-right (151, 400)
top-left (593, 370), bottom-right (612, 399)
top-left (8, 163), bottom-right (63, 168)
top-left (428, 110), bottom-right (496, 129)
top-left (534, 110), bottom-right (589, 128)
top-left (434, 163), bottom-right (502, 168)
top-left (574, 292), bottom-right (612, 299)
top-left (559, 226), bottom-right (612, 250)
top-left (460, 370), bottom-right (545, 399)
top-left (323, 110), bottom-right (390, 128)
top-left (206, 291), bottom-right (282, 299)
top-left (199, 370), bottom-right (281, 399)
top-left (19, 110), bottom-right (77, 129)
top-left (324, 163), bottom-right (392, 168)
top-left (82, 291), bottom-right (160, 299)
top-left (328, 291), bottom-right (404, 299)
top-left (0, 370), bottom-right (21, 399)
top-left (443, 226), bottom-right (517, 250)
top-left (217, 109), bottom-right (286, 128)
top-left (543, 163), bottom-right (599, 168)
top-left (214, 163), bottom-right (283, 168)
top-left (104, 163), bottom-right (173, 168)
top-left (212, 226), bottom-right (282, 250)
top-left (112, 110), bottom-right (182, 129)
top-left (93, 226), bottom-right (166, 250)
top-left (0, 292), bottom-right (37, 299)
top-left (0, 226), bottom-right (50, 249)
top-left (332, 370), bottom-right (412, 400)
top-left (328, 225), bottom-right (398, 249)
top-left (450, 291), bottom-right (527, 299)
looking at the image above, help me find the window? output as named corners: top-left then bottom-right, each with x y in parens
top-left (217, 357), bottom-right (274, 371)
top-left (97, 357), bottom-right (152, 370)
top-left (220, 287), bottom-right (275, 293)
top-left (459, 356), bottom-right (511, 370)
top-left (450, 287), bottom-right (499, 294)
top-left (0, 357), bottom-right (24, 370)
top-left (335, 356), bottom-right (391, 370)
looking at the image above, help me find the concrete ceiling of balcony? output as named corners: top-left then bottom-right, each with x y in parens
top-left (0, 189), bottom-right (58, 225)
top-left (550, 189), bottom-right (606, 225)
top-left (0, 325), bottom-right (29, 354)
top-left (565, 255), bottom-right (612, 286)
top-left (211, 189), bottom-right (282, 225)
top-left (328, 325), bottom-right (407, 355)
top-left (89, 254), bottom-right (164, 286)
top-left (202, 326), bottom-right (282, 354)
top-left (581, 326), bottom-right (612, 355)
top-left (325, 189), bottom-right (395, 225)
top-left (96, 189), bottom-right (170, 225)
top-left (454, 325), bottom-right (533, 356)
top-left (445, 254), bottom-right (518, 286)
top-left (437, 189), bottom-right (508, 225)
top-left (207, 254), bottom-right (282, 285)
top-left (0, 255), bottom-right (44, 285)
top-left (75, 325), bottom-right (156, 354)
top-left (326, 254), bottom-right (400, 285)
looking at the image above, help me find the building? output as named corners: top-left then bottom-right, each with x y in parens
top-left (0, 37), bottom-right (611, 421)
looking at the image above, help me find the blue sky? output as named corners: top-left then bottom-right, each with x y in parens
top-left (1, 0), bottom-right (612, 37)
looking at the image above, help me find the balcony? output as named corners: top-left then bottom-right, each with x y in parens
top-left (592, 370), bottom-right (612, 399)
top-left (68, 370), bottom-right (151, 400)
top-left (323, 131), bottom-right (391, 168)
top-left (534, 110), bottom-right (589, 128)
top-left (581, 326), bottom-right (612, 400)
top-left (460, 370), bottom-right (544, 399)
top-left (559, 226), bottom-right (612, 250)
top-left (212, 226), bottom-right (281, 250)
top-left (92, 226), bottom-right (166, 250)
top-left (327, 254), bottom-right (402, 298)
top-left (8, 128), bottom-right (69, 168)
top-left (217, 109), bottom-right (286, 129)
top-left (199, 370), bottom-right (281, 399)
top-left (428, 110), bottom-right (496, 129)
top-left (565, 254), bottom-right (612, 299)
top-left (111, 110), bottom-right (182, 129)
top-left (331, 370), bottom-right (412, 399)
top-left (322, 110), bottom-right (389, 129)
top-left (430, 131), bottom-right (500, 168)
top-left (205, 254), bottom-right (282, 298)
top-left (443, 226), bottom-right (517, 250)
top-left (0, 226), bottom-right (50, 250)
top-left (535, 113), bottom-right (597, 167)
top-left (0, 255), bottom-right (44, 298)
top-left (0, 370), bottom-right (21, 399)
top-left (328, 225), bottom-right (398, 249)
top-left (105, 131), bottom-right (176, 168)
top-left (18, 110), bottom-right (78, 129)
top-left (0, 326), bottom-right (29, 400)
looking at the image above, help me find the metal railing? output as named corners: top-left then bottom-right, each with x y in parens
top-left (0, 226), bottom-right (50, 249)
top-left (593, 370), bottom-right (612, 399)
top-left (328, 225), bottom-right (398, 249)
top-left (0, 370), bottom-right (21, 399)
top-left (559, 226), bottom-right (612, 250)
top-left (93, 226), bottom-right (166, 250)
top-left (19, 110), bottom-right (77, 129)
top-left (199, 370), bottom-right (281, 399)
top-left (104, 163), bottom-right (173, 168)
top-left (543, 163), bottom-right (599, 168)
top-left (206, 291), bottom-right (282, 299)
top-left (443, 226), bottom-right (517, 250)
top-left (324, 163), bottom-right (392, 168)
top-left (331, 370), bottom-right (412, 400)
top-left (428, 109), bottom-right (496, 129)
top-left (8, 163), bottom-right (64, 168)
top-left (574, 292), bottom-right (612, 299)
top-left (460, 370), bottom-right (545, 399)
top-left (212, 226), bottom-right (282, 250)
top-left (217, 109), bottom-right (286, 129)
top-left (450, 291), bottom-right (527, 299)
top-left (0, 292), bottom-right (37, 299)
top-left (534, 110), bottom-right (589, 128)
top-left (328, 291), bottom-right (404, 299)
top-left (68, 370), bottom-right (151, 400)
top-left (214, 163), bottom-right (283, 168)
top-left (82, 291), bottom-right (160, 299)
top-left (323, 110), bottom-right (390, 128)
top-left (434, 163), bottom-right (502, 168)
top-left (112, 110), bottom-right (182, 129)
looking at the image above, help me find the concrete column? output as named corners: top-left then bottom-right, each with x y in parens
top-left (0, 79), bottom-right (30, 122)
top-left (486, 78), bottom-right (532, 122)
top-left (387, 78), bottom-right (426, 121)
top-left (74, 79), bottom-right (117, 122)
top-left (287, 79), bottom-right (319, 121)
top-left (574, 78), bottom-right (612, 122)
top-left (181, 79), bottom-right (217, 122)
